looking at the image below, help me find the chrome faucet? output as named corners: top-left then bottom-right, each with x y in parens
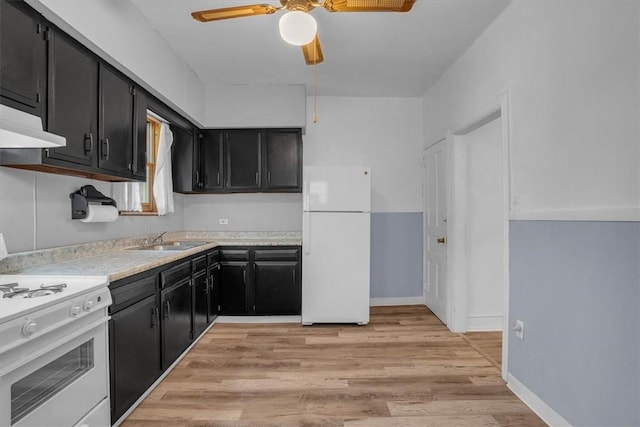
top-left (150, 231), bottom-right (167, 245)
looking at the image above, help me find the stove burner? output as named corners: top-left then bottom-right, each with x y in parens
top-left (0, 283), bottom-right (68, 299)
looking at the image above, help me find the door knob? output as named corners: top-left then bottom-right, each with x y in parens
top-left (437, 237), bottom-right (446, 244)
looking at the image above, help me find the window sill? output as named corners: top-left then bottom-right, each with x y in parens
top-left (119, 211), bottom-right (159, 217)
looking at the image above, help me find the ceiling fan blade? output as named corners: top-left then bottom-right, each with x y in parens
top-left (322, 0), bottom-right (415, 12)
top-left (191, 4), bottom-right (279, 22)
top-left (302, 35), bottom-right (324, 65)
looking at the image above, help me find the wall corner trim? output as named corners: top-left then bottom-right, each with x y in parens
top-left (507, 373), bottom-right (573, 427)
top-left (370, 297), bottom-right (425, 307)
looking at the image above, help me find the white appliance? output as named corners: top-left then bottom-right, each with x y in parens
top-left (302, 166), bottom-right (371, 325)
top-left (0, 275), bottom-right (111, 427)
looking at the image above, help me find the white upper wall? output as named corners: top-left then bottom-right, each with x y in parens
top-left (422, 0), bottom-right (640, 216)
top-left (304, 96), bottom-right (423, 213)
top-left (204, 85), bottom-right (306, 129)
top-left (26, 0), bottom-right (206, 124)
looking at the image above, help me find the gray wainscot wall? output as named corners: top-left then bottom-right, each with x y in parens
top-left (509, 220), bottom-right (640, 426)
top-left (370, 212), bottom-right (423, 299)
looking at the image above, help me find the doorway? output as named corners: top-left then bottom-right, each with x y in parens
top-left (424, 94), bottom-right (511, 380)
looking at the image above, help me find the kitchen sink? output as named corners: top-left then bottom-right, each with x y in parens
top-left (126, 241), bottom-right (210, 251)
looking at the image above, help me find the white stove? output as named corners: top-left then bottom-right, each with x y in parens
top-left (0, 274), bottom-right (112, 427)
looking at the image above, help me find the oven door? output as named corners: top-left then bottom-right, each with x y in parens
top-left (0, 320), bottom-right (108, 427)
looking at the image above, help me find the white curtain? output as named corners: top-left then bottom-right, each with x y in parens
top-left (153, 122), bottom-right (174, 216)
top-left (112, 181), bottom-right (142, 212)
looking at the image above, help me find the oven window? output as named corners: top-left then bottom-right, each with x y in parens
top-left (11, 339), bottom-right (94, 425)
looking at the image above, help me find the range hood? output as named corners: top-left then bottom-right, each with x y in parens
top-left (0, 105), bottom-right (66, 148)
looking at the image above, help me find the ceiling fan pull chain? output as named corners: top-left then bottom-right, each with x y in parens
top-left (313, 39), bottom-right (318, 123)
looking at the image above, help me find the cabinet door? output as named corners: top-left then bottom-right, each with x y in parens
top-left (109, 294), bottom-right (161, 423)
top-left (199, 130), bottom-right (224, 191)
top-left (254, 261), bottom-right (301, 314)
top-left (225, 130), bottom-right (261, 191)
top-left (99, 63), bottom-right (133, 177)
top-left (192, 270), bottom-right (208, 337)
top-left (219, 261), bottom-right (249, 314)
top-left (46, 28), bottom-right (97, 166)
top-left (161, 279), bottom-right (192, 369)
top-left (0, 1), bottom-right (45, 116)
top-left (208, 262), bottom-right (220, 322)
top-left (264, 130), bottom-right (301, 191)
top-left (131, 88), bottom-right (147, 180)
top-left (171, 126), bottom-right (196, 192)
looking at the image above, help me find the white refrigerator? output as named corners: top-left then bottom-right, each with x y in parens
top-left (301, 166), bottom-right (371, 325)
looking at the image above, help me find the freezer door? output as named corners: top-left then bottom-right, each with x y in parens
top-left (302, 212), bottom-right (370, 325)
top-left (303, 166), bottom-right (370, 212)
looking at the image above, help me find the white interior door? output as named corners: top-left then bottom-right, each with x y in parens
top-left (424, 140), bottom-right (447, 324)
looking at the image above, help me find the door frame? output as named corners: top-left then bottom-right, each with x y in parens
top-left (425, 91), bottom-right (512, 381)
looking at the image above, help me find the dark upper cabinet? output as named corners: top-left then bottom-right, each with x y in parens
top-left (0, 0), bottom-right (46, 117)
top-left (171, 125), bottom-right (196, 193)
top-left (132, 88), bottom-right (148, 180)
top-left (172, 128), bottom-right (302, 194)
top-left (46, 28), bottom-right (98, 166)
top-left (98, 63), bottom-right (134, 177)
top-left (197, 130), bottom-right (224, 191)
top-left (225, 130), bottom-right (262, 191)
top-left (263, 130), bottom-right (302, 192)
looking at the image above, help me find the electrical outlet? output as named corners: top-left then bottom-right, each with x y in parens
top-left (513, 320), bottom-right (524, 339)
top-left (218, 219), bottom-right (228, 225)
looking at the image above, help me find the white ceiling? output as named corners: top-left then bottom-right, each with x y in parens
top-left (130, 0), bottom-right (511, 97)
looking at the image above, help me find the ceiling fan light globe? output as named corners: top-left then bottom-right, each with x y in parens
top-left (279, 11), bottom-right (317, 46)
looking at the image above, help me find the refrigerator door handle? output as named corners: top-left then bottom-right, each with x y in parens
top-left (303, 212), bottom-right (310, 255)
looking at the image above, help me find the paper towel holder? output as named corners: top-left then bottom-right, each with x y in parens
top-left (70, 185), bottom-right (117, 220)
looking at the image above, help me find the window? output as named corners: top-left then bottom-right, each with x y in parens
top-left (141, 116), bottom-right (161, 213)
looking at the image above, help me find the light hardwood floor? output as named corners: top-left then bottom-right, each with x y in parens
top-left (122, 305), bottom-right (545, 427)
top-left (461, 331), bottom-right (503, 370)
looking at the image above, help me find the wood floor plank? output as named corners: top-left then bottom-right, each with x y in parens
top-left (121, 305), bottom-right (545, 427)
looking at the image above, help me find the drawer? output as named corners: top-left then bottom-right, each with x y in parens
top-left (254, 247), bottom-right (300, 261)
top-left (110, 274), bottom-right (156, 313)
top-left (192, 255), bottom-right (207, 273)
top-left (160, 260), bottom-right (191, 288)
top-left (219, 249), bottom-right (250, 261)
top-left (207, 250), bottom-right (219, 265)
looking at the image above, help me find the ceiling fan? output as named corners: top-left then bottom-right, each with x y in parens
top-left (191, 0), bottom-right (416, 65)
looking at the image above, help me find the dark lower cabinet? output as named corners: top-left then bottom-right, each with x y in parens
top-left (161, 278), bottom-right (192, 369)
top-left (219, 261), bottom-right (249, 314)
top-left (192, 269), bottom-right (208, 337)
top-left (109, 273), bottom-right (160, 424)
top-left (218, 247), bottom-right (301, 315)
top-left (110, 295), bottom-right (160, 422)
top-left (254, 261), bottom-right (300, 314)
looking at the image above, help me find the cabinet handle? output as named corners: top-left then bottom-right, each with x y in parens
top-left (151, 307), bottom-right (159, 328)
top-left (102, 138), bottom-right (110, 160)
top-left (217, 171), bottom-right (220, 185)
top-left (195, 171), bottom-right (200, 187)
top-left (84, 133), bottom-right (93, 155)
top-left (243, 269), bottom-right (246, 284)
top-left (292, 270), bottom-right (295, 284)
top-left (267, 171), bottom-right (271, 185)
top-left (255, 171), bottom-right (259, 185)
top-left (164, 301), bottom-right (170, 319)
